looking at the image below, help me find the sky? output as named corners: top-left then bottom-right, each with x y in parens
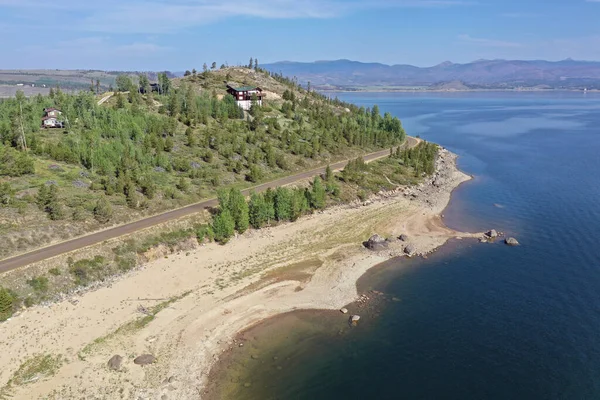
top-left (1, 0), bottom-right (600, 70)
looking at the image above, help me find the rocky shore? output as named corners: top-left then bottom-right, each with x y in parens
top-left (0, 148), bottom-right (477, 399)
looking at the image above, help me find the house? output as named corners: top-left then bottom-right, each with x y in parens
top-left (226, 84), bottom-right (264, 110)
top-left (42, 108), bottom-right (63, 128)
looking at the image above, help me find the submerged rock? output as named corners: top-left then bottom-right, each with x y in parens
top-left (505, 237), bottom-right (520, 246)
top-left (349, 315), bottom-right (361, 325)
top-left (364, 234), bottom-right (388, 251)
top-left (134, 354), bottom-right (156, 366)
top-left (107, 355), bottom-right (123, 371)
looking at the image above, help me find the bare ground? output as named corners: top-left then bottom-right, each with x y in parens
top-left (0, 149), bottom-right (477, 399)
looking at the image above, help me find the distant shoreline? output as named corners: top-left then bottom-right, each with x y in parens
top-left (319, 88), bottom-right (600, 94)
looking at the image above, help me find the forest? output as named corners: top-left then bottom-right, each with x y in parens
top-left (0, 67), bottom-right (406, 259)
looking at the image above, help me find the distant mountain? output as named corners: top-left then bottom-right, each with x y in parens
top-left (262, 59), bottom-right (600, 90)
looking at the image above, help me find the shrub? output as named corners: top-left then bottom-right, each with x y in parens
top-left (93, 198), bottom-right (113, 223)
top-left (27, 276), bottom-right (49, 292)
top-left (0, 287), bottom-right (15, 321)
top-left (49, 268), bottom-right (61, 276)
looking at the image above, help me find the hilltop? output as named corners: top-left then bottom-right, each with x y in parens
top-left (0, 66), bottom-right (405, 261)
top-left (262, 59), bottom-right (600, 90)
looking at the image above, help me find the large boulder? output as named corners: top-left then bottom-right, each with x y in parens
top-left (486, 229), bottom-right (498, 239)
top-left (134, 354), bottom-right (156, 366)
top-left (364, 234), bottom-right (388, 251)
top-left (505, 237), bottom-right (520, 246)
top-left (404, 244), bottom-right (417, 256)
top-left (107, 355), bottom-right (123, 371)
top-left (349, 315), bottom-right (361, 325)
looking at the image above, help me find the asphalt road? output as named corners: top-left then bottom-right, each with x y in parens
top-left (0, 137), bottom-right (418, 273)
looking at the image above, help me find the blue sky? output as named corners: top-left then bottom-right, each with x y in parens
top-left (1, 0), bottom-right (599, 70)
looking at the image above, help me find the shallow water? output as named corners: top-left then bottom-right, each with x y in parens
top-left (209, 92), bottom-right (600, 400)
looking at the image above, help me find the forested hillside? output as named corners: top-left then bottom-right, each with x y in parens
top-left (0, 66), bottom-right (405, 259)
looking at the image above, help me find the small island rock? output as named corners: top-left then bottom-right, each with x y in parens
top-left (364, 234), bottom-right (388, 251)
top-left (107, 355), bottom-right (123, 371)
top-left (134, 354), bottom-right (156, 366)
top-left (349, 315), bottom-right (361, 325)
top-left (505, 237), bottom-right (520, 246)
top-left (486, 229), bottom-right (498, 239)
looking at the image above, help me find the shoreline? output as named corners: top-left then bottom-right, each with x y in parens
top-left (160, 148), bottom-right (476, 399)
top-left (0, 149), bottom-right (477, 399)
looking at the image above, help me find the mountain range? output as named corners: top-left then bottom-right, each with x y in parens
top-left (262, 59), bottom-right (600, 90)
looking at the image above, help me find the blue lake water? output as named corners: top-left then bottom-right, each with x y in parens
top-left (209, 92), bottom-right (600, 399)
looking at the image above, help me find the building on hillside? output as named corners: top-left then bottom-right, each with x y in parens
top-left (41, 107), bottom-right (63, 128)
top-left (226, 84), bottom-right (264, 110)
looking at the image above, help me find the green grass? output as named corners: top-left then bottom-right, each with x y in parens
top-left (78, 291), bottom-right (191, 359)
top-left (0, 354), bottom-right (63, 398)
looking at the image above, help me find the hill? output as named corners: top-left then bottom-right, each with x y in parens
top-left (0, 66), bottom-right (406, 260)
top-left (262, 59), bottom-right (600, 90)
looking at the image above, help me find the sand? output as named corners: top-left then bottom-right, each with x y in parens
top-left (0, 149), bottom-right (477, 399)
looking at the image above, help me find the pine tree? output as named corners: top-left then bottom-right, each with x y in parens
top-left (325, 164), bottom-right (333, 182)
top-left (185, 127), bottom-right (196, 147)
top-left (248, 57), bottom-right (254, 69)
top-left (274, 187), bottom-right (292, 221)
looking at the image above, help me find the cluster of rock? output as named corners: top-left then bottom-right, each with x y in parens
top-left (107, 353), bottom-right (156, 371)
top-left (480, 229), bottom-right (520, 246)
top-left (364, 233), bottom-right (418, 257)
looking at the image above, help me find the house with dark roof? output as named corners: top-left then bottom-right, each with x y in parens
top-left (226, 84), bottom-right (264, 110)
top-left (41, 107), bottom-right (63, 128)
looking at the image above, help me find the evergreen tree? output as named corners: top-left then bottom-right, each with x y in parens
top-left (185, 127), bottom-right (196, 147)
top-left (211, 62), bottom-right (217, 70)
top-left (248, 57), bottom-right (254, 69)
top-left (254, 58), bottom-right (259, 70)
top-left (325, 164), bottom-right (333, 182)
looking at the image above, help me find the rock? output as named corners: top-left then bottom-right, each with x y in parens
top-left (505, 237), bottom-right (520, 246)
top-left (133, 354), bottom-right (156, 366)
top-left (364, 234), bottom-right (388, 251)
top-left (486, 229), bottom-right (498, 239)
top-left (399, 234), bottom-right (409, 242)
top-left (107, 355), bottom-right (123, 371)
top-left (404, 244), bottom-right (416, 256)
top-left (479, 237), bottom-right (488, 243)
top-left (191, 162), bottom-right (201, 169)
top-left (340, 308), bottom-right (348, 314)
top-left (350, 315), bottom-right (360, 324)
top-left (154, 166), bottom-right (166, 173)
top-left (72, 179), bottom-right (90, 188)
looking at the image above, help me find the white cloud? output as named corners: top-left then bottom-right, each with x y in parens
top-left (1, 0), bottom-right (473, 34)
top-left (458, 34), bottom-right (524, 48)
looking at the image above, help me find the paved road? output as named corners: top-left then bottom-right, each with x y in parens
top-left (0, 137), bottom-right (418, 273)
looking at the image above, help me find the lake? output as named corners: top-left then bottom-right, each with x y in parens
top-left (209, 92), bottom-right (600, 400)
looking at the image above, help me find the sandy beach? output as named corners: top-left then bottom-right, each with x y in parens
top-left (0, 148), bottom-right (477, 399)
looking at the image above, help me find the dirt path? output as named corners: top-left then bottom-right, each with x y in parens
top-left (0, 137), bottom-right (419, 273)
